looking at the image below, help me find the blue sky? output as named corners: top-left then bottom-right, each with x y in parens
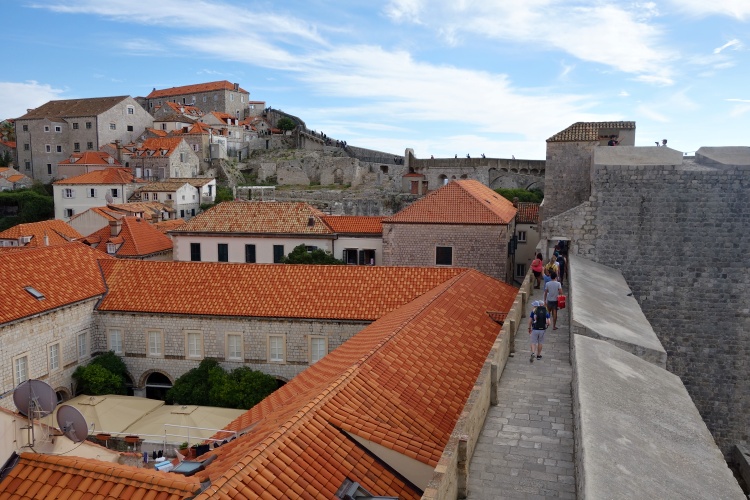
top-left (3, 0), bottom-right (750, 159)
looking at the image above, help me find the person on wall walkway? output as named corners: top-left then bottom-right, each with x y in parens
top-left (544, 270), bottom-right (563, 330)
top-left (531, 253), bottom-right (544, 289)
top-left (528, 300), bottom-right (550, 362)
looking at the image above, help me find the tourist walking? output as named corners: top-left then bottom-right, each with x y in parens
top-left (528, 300), bottom-right (550, 362)
top-left (531, 253), bottom-right (544, 289)
top-left (544, 271), bottom-right (563, 330)
top-left (556, 251), bottom-right (567, 285)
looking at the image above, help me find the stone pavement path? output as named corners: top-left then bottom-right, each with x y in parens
top-left (466, 285), bottom-right (576, 499)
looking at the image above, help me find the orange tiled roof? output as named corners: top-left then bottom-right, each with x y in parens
top-left (69, 206), bottom-right (123, 224)
top-left (107, 201), bottom-right (175, 219)
top-left (134, 137), bottom-right (183, 158)
top-left (174, 122), bottom-right (214, 135)
top-left (145, 127), bottom-right (169, 137)
top-left (0, 243), bottom-right (110, 324)
top-left (516, 202), bottom-right (540, 224)
top-left (171, 201), bottom-right (333, 235)
top-left (85, 217), bottom-right (173, 257)
top-left (0, 140), bottom-right (15, 149)
top-left (97, 261), bottom-right (464, 320)
top-left (546, 121), bottom-right (636, 142)
top-left (192, 269), bottom-right (518, 498)
top-left (6, 174), bottom-right (25, 183)
top-left (53, 167), bottom-right (137, 185)
top-left (160, 101), bottom-right (204, 117)
top-left (0, 452), bottom-right (200, 500)
top-left (146, 81), bottom-right (248, 99)
top-left (385, 180), bottom-right (517, 225)
top-left (153, 218), bottom-right (186, 233)
top-left (57, 151), bottom-right (121, 166)
top-left (322, 215), bottom-right (385, 234)
top-left (0, 220), bottom-right (83, 247)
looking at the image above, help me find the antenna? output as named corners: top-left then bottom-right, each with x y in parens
top-left (56, 405), bottom-right (89, 443)
top-left (12, 379), bottom-right (58, 449)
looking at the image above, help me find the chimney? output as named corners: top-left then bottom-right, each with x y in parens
top-left (512, 197), bottom-right (519, 208)
top-left (115, 140), bottom-right (123, 163)
top-left (233, 83), bottom-right (239, 91)
top-left (109, 219), bottom-right (123, 236)
top-left (43, 232), bottom-right (49, 246)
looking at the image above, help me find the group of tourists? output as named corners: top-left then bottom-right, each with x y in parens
top-left (527, 247), bottom-right (567, 363)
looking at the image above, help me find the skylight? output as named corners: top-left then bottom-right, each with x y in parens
top-left (24, 286), bottom-right (45, 300)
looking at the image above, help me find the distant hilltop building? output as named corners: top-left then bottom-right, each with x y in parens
top-left (139, 80), bottom-right (251, 119)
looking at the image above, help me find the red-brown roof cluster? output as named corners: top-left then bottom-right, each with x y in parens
top-left (153, 218), bottom-right (186, 233)
top-left (0, 452), bottom-right (200, 500)
top-left (191, 269), bottom-right (517, 498)
top-left (546, 121), bottom-right (636, 142)
top-left (386, 180), bottom-right (517, 225)
top-left (516, 202), bottom-right (540, 224)
top-left (0, 220), bottom-right (83, 247)
top-left (322, 216), bottom-right (385, 234)
top-left (0, 243), bottom-right (110, 324)
top-left (53, 168), bottom-right (137, 185)
top-left (146, 81), bottom-right (248, 99)
top-left (0, 140), bottom-right (15, 149)
top-left (97, 261), bottom-right (464, 320)
top-left (171, 201), bottom-right (332, 235)
top-left (84, 217), bottom-right (173, 258)
top-left (17, 96), bottom-right (130, 120)
top-left (134, 137), bottom-right (184, 158)
top-left (57, 151), bottom-right (121, 167)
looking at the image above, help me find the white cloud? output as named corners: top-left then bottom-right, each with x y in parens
top-left (0, 81), bottom-right (64, 119)
top-left (619, 91), bottom-right (630, 97)
top-left (666, 0), bottom-right (750, 20)
top-left (713, 39), bottom-right (742, 54)
top-left (725, 98), bottom-right (750, 103)
top-left (384, 0), bottom-right (424, 24)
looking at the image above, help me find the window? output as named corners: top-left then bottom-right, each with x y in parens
top-left (13, 354), bottom-right (29, 385)
top-left (108, 329), bottom-right (123, 354)
top-left (77, 332), bottom-right (88, 359)
top-left (74, 142), bottom-right (80, 152)
top-left (55, 126), bottom-right (62, 132)
top-left (47, 164), bottom-right (52, 175)
top-left (190, 242), bottom-right (201, 261)
top-left (24, 161), bottom-right (30, 170)
top-left (64, 208), bottom-right (74, 218)
top-left (167, 194), bottom-right (172, 200)
top-left (230, 94), bottom-right (234, 101)
top-left (151, 193), bottom-right (158, 201)
top-left (310, 337), bottom-right (327, 364)
top-left (48, 343), bottom-right (61, 372)
top-left (161, 123), bottom-right (167, 130)
top-left (22, 124), bottom-right (28, 131)
top-left (269, 335), bottom-right (285, 362)
top-left (23, 143), bottom-right (29, 151)
top-left (436, 246), bottom-right (453, 266)
top-left (192, 144), bottom-right (199, 152)
top-left (142, 193), bottom-right (149, 201)
top-left (63, 188), bottom-right (75, 198)
top-left (273, 245), bottom-right (284, 263)
top-left (127, 125), bottom-right (133, 131)
top-left (72, 122), bottom-right (79, 130)
top-left (45, 145), bottom-right (51, 153)
top-left (87, 142), bottom-right (93, 150)
top-left (218, 243), bottom-right (229, 262)
top-left (517, 230), bottom-right (527, 243)
top-left (148, 330), bottom-right (163, 357)
top-left (226, 334), bottom-right (243, 361)
top-left (203, 96), bottom-right (207, 102)
top-left (56, 145), bottom-right (62, 153)
top-left (180, 209), bottom-right (185, 218)
top-left (180, 153), bottom-right (185, 162)
top-left (127, 106), bottom-right (134, 115)
top-left (88, 188), bottom-right (97, 198)
top-left (109, 123), bottom-right (116, 130)
top-left (213, 95), bottom-right (218, 101)
top-left (44, 126), bottom-right (50, 132)
top-left (111, 188), bottom-right (119, 198)
top-left (86, 121), bottom-right (92, 129)
top-left (185, 331), bottom-right (203, 359)
top-left (245, 244), bottom-right (256, 263)
top-left (516, 263), bottom-right (526, 277)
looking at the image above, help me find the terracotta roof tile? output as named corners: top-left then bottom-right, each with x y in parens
top-left (0, 453), bottom-right (199, 499)
top-left (53, 168), bottom-right (137, 185)
top-left (97, 261), bottom-right (464, 320)
top-left (0, 220), bottom-right (83, 247)
top-left (17, 96), bottom-right (130, 120)
top-left (107, 202), bottom-right (175, 219)
top-left (385, 180), bottom-right (517, 225)
top-left (171, 201), bottom-right (333, 235)
top-left (546, 121), bottom-right (636, 142)
top-left (0, 243), bottom-right (110, 324)
top-left (193, 269), bottom-right (517, 498)
top-left (85, 217), bottom-right (173, 257)
top-left (6, 174), bottom-right (25, 183)
top-left (152, 218), bottom-right (186, 233)
top-left (133, 137), bottom-right (183, 158)
top-left (515, 202), bottom-right (540, 224)
top-left (321, 216), bottom-right (384, 235)
top-left (146, 81), bottom-right (248, 99)
top-left (57, 151), bottom-right (121, 167)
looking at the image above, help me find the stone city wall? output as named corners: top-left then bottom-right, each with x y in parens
top-left (542, 141), bottom-right (597, 220)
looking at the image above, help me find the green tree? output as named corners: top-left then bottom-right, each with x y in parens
top-left (73, 363), bottom-right (126, 396)
top-left (280, 244), bottom-right (344, 265)
top-left (276, 117), bottom-right (296, 131)
top-left (89, 351), bottom-right (129, 380)
top-left (0, 151), bottom-right (12, 167)
top-left (0, 189), bottom-right (54, 232)
top-left (494, 187), bottom-right (543, 204)
top-left (215, 186), bottom-right (234, 202)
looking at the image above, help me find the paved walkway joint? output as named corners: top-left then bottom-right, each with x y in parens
top-left (467, 286), bottom-right (576, 499)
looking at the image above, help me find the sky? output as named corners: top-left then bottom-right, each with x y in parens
top-left (2, 0), bottom-right (750, 160)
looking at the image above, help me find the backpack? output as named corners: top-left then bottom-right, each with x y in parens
top-left (533, 305), bottom-right (547, 330)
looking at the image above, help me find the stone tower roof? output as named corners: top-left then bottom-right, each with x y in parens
top-left (547, 121), bottom-right (635, 142)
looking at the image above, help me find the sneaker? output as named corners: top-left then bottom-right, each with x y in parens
top-left (536, 355), bottom-right (542, 360)
top-left (530, 352), bottom-right (535, 363)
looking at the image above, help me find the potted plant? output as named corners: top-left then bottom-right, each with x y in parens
top-left (178, 442), bottom-right (189, 457)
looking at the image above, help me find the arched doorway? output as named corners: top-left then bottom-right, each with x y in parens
top-left (145, 372), bottom-right (173, 401)
top-left (333, 168), bottom-right (344, 184)
top-left (55, 387), bottom-right (71, 404)
top-left (438, 174), bottom-right (448, 185)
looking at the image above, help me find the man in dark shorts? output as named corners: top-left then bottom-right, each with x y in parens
top-left (544, 271), bottom-right (563, 330)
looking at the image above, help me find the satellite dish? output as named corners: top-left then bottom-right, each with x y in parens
top-left (56, 405), bottom-right (89, 443)
top-left (105, 192), bottom-right (114, 204)
top-left (13, 379), bottom-right (57, 418)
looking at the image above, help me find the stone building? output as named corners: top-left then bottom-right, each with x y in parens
top-left (82, 217), bottom-right (173, 260)
top-left (134, 178), bottom-right (215, 220)
top-left (383, 179), bottom-right (517, 282)
top-left (142, 81), bottom-right (250, 119)
top-left (52, 168), bottom-right (143, 221)
top-left (513, 202), bottom-right (541, 280)
top-left (130, 137), bottom-right (200, 181)
top-left (541, 126), bottom-right (750, 458)
top-left (14, 96), bottom-right (153, 183)
top-left (56, 151), bottom-right (123, 178)
top-left (0, 167), bottom-right (32, 191)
